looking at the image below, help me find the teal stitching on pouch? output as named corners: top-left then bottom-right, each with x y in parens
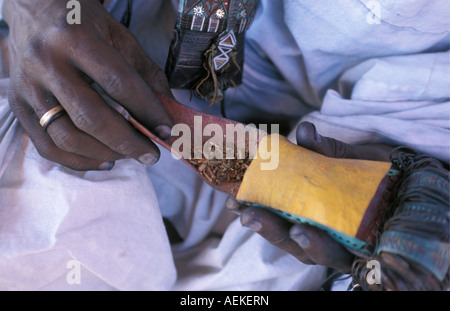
top-left (271, 209), bottom-right (368, 252)
top-left (238, 201), bottom-right (369, 254)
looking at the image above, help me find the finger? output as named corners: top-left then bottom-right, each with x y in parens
top-left (26, 86), bottom-right (124, 163)
top-left (296, 122), bottom-right (391, 161)
top-left (9, 91), bottom-right (113, 171)
top-left (289, 223), bottom-right (354, 273)
top-left (70, 34), bottom-right (173, 138)
top-left (295, 122), bottom-right (355, 158)
top-left (47, 116), bottom-right (124, 162)
top-left (108, 19), bottom-right (176, 102)
top-left (239, 206), bottom-right (315, 264)
top-left (225, 196), bottom-right (243, 215)
top-left (41, 66), bottom-right (162, 166)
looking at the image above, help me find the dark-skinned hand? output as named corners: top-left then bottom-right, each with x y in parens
top-left (226, 121), bottom-right (393, 274)
top-left (3, 0), bottom-right (173, 170)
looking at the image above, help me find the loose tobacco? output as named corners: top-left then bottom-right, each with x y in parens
top-left (188, 142), bottom-right (252, 185)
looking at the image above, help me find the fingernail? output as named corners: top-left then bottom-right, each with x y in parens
top-left (225, 197), bottom-right (240, 211)
top-left (292, 234), bottom-right (310, 249)
top-left (311, 123), bottom-right (322, 143)
top-left (138, 153), bottom-right (158, 166)
top-left (246, 220), bottom-right (263, 232)
top-left (241, 212), bottom-right (262, 232)
top-left (155, 125), bottom-right (172, 140)
top-left (99, 161), bottom-right (114, 171)
top-left (290, 225), bottom-right (311, 248)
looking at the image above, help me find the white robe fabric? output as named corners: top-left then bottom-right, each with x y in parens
top-left (0, 0), bottom-right (449, 290)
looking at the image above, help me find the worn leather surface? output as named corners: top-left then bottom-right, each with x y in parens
top-left (165, 28), bottom-right (245, 92)
top-left (129, 93), bottom-right (262, 196)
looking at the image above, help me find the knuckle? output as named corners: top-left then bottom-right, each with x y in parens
top-left (22, 36), bottom-right (48, 63)
top-left (34, 140), bottom-right (56, 160)
top-left (22, 22), bottom-right (83, 64)
top-left (144, 60), bottom-right (164, 77)
top-left (53, 24), bottom-right (86, 57)
top-left (102, 73), bottom-right (137, 100)
top-left (7, 87), bottom-right (21, 108)
top-left (35, 140), bottom-right (90, 171)
top-left (103, 74), bottom-right (127, 98)
top-left (110, 140), bottom-right (134, 156)
top-left (49, 16), bottom-right (82, 41)
top-left (50, 129), bottom-right (80, 154)
top-left (71, 106), bottom-right (106, 134)
top-left (26, 115), bottom-right (97, 172)
top-left (270, 234), bottom-right (293, 249)
top-left (332, 139), bottom-right (349, 158)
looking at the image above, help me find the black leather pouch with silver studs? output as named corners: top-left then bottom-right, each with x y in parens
top-left (165, 0), bottom-right (259, 104)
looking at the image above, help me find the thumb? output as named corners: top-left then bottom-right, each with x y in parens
top-left (289, 223), bottom-right (354, 273)
top-left (295, 122), bottom-right (392, 161)
top-left (295, 122), bottom-right (355, 158)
